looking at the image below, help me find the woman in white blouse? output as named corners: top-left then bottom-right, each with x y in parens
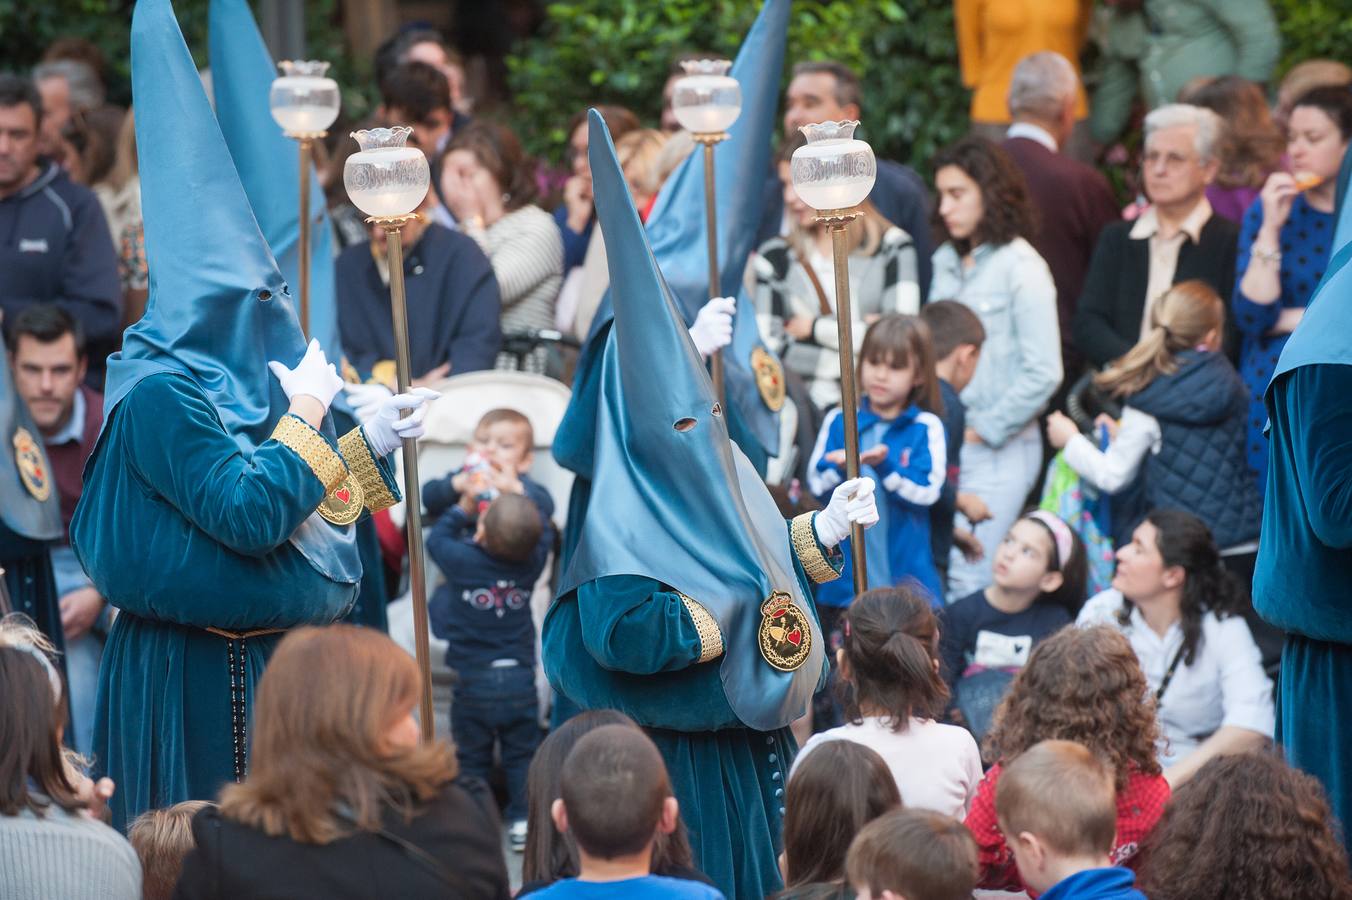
top-left (1078, 509), bottom-right (1273, 787)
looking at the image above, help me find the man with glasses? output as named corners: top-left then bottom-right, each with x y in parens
top-left (1073, 104), bottom-right (1239, 367)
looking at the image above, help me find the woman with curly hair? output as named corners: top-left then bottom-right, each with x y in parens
top-left (1078, 509), bottom-right (1273, 787)
top-left (964, 625), bottom-right (1169, 893)
top-left (1138, 752), bottom-right (1352, 900)
top-left (929, 137), bottom-right (1062, 601)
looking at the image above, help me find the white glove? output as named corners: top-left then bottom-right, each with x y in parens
top-left (361, 388), bottom-right (441, 456)
top-left (688, 295), bottom-right (736, 358)
top-left (813, 477), bottom-right (879, 548)
top-left (267, 338), bottom-right (343, 410)
top-left (343, 381), bottom-right (393, 423)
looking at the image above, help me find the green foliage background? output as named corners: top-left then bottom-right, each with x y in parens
top-left (1, 0), bottom-right (1349, 175)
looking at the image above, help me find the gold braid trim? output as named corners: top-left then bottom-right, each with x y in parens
top-left (271, 416), bottom-right (348, 493)
top-left (792, 512), bottom-right (840, 584)
top-left (338, 428), bottom-right (399, 511)
top-left (678, 593), bottom-right (725, 664)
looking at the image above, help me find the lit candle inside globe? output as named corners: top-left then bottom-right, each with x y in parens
top-left (671, 59), bottom-right (742, 135)
top-left (790, 121), bottom-right (877, 211)
top-left (270, 60), bottom-right (340, 136)
top-left (344, 127), bottom-right (430, 218)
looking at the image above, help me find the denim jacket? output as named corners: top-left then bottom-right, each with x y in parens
top-left (930, 238), bottom-right (1062, 447)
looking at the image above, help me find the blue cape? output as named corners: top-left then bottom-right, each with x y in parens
top-left (559, 111), bottom-right (824, 733)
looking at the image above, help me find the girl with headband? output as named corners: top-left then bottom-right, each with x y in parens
top-left (938, 510), bottom-right (1088, 741)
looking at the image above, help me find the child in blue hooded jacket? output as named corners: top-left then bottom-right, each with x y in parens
top-left (809, 314), bottom-right (947, 609)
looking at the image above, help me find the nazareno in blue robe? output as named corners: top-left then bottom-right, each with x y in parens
top-left (545, 515), bottom-right (839, 900)
top-left (71, 374), bottom-right (398, 829)
top-left (1254, 363), bottom-right (1352, 854)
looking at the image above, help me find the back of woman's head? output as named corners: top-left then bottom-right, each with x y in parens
top-left (985, 625), bottom-right (1161, 789)
top-left (1095, 280), bottom-right (1224, 398)
top-left (839, 587), bottom-right (948, 729)
top-left (930, 136), bottom-right (1035, 250)
top-left (445, 119), bottom-right (538, 209)
top-left (1140, 752), bottom-right (1352, 900)
top-left (1180, 75), bottom-right (1284, 189)
top-left (0, 646), bottom-right (81, 816)
top-left (782, 740), bottom-right (902, 888)
top-left (218, 625), bottom-right (455, 843)
top-left (1133, 509), bottom-right (1244, 665)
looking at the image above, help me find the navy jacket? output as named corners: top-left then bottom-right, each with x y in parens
top-left (426, 480), bottom-right (555, 671)
top-left (0, 161), bottom-right (121, 371)
top-left (1125, 349), bottom-right (1262, 548)
top-left (758, 157), bottom-right (933, 302)
top-left (336, 223), bottom-right (502, 379)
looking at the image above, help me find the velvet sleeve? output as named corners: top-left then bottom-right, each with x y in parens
top-left (576, 574), bottom-right (721, 674)
top-left (124, 376), bottom-right (332, 558)
top-left (1289, 364), bottom-right (1352, 548)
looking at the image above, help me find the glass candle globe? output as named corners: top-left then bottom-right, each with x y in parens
top-left (343, 127), bottom-right (430, 218)
top-left (790, 121), bottom-right (877, 212)
top-left (671, 59), bottom-right (742, 135)
top-left (269, 60), bottom-right (341, 136)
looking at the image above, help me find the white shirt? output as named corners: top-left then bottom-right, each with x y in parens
top-left (1006, 121), bottom-right (1058, 153)
top-left (791, 716), bottom-right (982, 818)
top-left (1077, 590), bottom-right (1274, 767)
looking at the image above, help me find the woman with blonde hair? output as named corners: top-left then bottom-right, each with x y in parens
top-left (1046, 280), bottom-right (1261, 564)
top-left (174, 625), bottom-right (510, 899)
top-left (91, 108), bottom-right (148, 329)
top-left (753, 133), bottom-right (920, 413)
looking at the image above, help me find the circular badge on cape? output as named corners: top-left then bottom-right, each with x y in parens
top-left (318, 473), bottom-right (364, 526)
top-left (758, 591), bottom-right (811, 672)
top-left (751, 346), bottom-right (786, 412)
top-left (12, 427), bottom-right (51, 502)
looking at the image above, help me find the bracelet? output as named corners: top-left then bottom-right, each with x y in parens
top-left (1252, 244), bottom-right (1282, 264)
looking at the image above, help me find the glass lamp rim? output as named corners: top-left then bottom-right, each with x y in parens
top-left (275, 59), bottom-right (333, 79)
top-left (677, 58), bottom-right (734, 76)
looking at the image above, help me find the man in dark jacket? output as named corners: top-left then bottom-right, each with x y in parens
top-left (1073, 104), bottom-right (1238, 368)
top-left (1001, 53), bottom-right (1120, 379)
top-left (757, 60), bottom-right (933, 301)
top-left (336, 191), bottom-right (502, 385)
top-left (0, 75), bottom-right (121, 386)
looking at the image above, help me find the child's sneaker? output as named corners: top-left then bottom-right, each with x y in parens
top-left (509, 819), bottom-right (528, 853)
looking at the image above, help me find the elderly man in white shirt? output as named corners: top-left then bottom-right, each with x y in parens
top-left (1077, 510), bottom-right (1273, 787)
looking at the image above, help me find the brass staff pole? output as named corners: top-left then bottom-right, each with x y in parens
top-left (825, 212), bottom-right (867, 595)
top-left (297, 137), bottom-right (313, 338)
top-left (381, 216), bottom-right (434, 741)
top-left (696, 134), bottom-right (727, 402)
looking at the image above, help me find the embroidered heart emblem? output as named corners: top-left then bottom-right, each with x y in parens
top-left (787, 628), bottom-right (802, 646)
top-left (335, 488), bottom-right (351, 503)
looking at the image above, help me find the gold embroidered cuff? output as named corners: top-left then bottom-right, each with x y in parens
top-left (271, 415), bottom-right (348, 493)
top-left (338, 427), bottom-right (399, 511)
top-left (792, 512), bottom-right (840, 584)
top-left (678, 593), bottom-right (724, 664)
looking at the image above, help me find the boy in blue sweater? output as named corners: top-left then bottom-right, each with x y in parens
top-left (996, 740), bottom-right (1146, 900)
top-left (535, 724), bottom-right (725, 899)
top-left (427, 446), bottom-right (554, 851)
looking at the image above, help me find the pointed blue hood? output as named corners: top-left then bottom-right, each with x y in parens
top-left (107, 0), bottom-right (301, 451)
top-left (0, 340), bottom-right (63, 541)
top-left (559, 111), bottom-right (823, 732)
top-left (208, 0), bottom-right (342, 368)
top-left (557, 0), bottom-right (789, 473)
top-left (101, 0), bottom-right (357, 582)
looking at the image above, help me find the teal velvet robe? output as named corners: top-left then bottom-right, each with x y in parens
top-left (543, 521), bottom-right (837, 900)
top-left (1254, 364), bottom-right (1352, 853)
top-left (71, 374), bottom-right (397, 829)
